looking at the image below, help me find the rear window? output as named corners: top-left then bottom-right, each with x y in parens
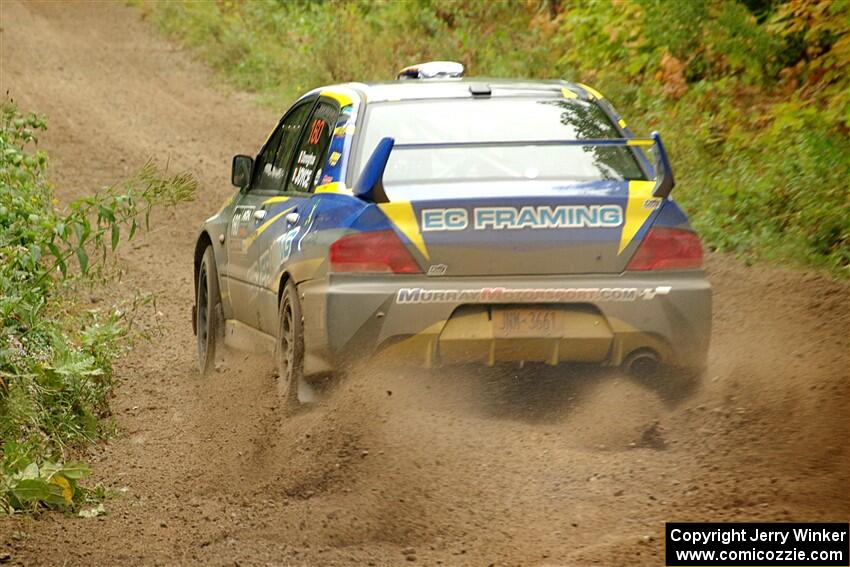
top-left (356, 98), bottom-right (647, 186)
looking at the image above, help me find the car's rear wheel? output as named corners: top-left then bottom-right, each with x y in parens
top-left (196, 245), bottom-right (220, 376)
top-left (276, 280), bottom-right (304, 409)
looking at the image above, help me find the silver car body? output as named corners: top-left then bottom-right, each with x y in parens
top-left (193, 79), bottom-right (711, 375)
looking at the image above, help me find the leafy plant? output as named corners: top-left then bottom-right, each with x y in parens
top-left (1, 460), bottom-right (90, 513)
top-left (0, 100), bottom-right (197, 513)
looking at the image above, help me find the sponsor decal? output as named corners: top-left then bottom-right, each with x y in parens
top-left (248, 226), bottom-right (302, 285)
top-left (280, 226), bottom-right (301, 262)
top-left (307, 118), bottom-right (326, 145)
top-left (421, 205), bottom-right (623, 231)
top-left (291, 150), bottom-right (318, 190)
top-left (230, 206), bottom-right (255, 239)
top-left (333, 124), bottom-right (354, 138)
top-left (427, 264), bottom-right (448, 276)
top-left (329, 151), bottom-right (341, 166)
top-left (396, 286), bottom-right (671, 304)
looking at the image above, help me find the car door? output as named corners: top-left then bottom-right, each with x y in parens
top-left (225, 98), bottom-right (315, 328)
top-left (251, 98), bottom-right (342, 335)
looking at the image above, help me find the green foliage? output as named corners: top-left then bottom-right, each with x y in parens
top-left (144, 0), bottom-right (554, 104)
top-left (551, 0), bottom-right (850, 274)
top-left (0, 101), bottom-right (197, 513)
top-left (1, 460), bottom-right (91, 512)
top-left (145, 0), bottom-right (848, 276)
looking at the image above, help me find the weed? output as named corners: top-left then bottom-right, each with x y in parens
top-left (0, 101), bottom-right (197, 512)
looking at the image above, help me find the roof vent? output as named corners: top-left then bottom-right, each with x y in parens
top-left (396, 61), bottom-right (464, 80)
top-left (468, 83), bottom-right (491, 96)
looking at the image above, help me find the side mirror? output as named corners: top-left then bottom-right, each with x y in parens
top-left (231, 155), bottom-right (253, 189)
top-left (651, 132), bottom-right (675, 198)
top-left (353, 137), bottom-right (395, 203)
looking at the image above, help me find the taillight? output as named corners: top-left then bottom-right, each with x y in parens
top-left (626, 227), bottom-right (704, 270)
top-left (329, 230), bottom-right (422, 274)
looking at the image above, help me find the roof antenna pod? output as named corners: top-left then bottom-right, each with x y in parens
top-left (396, 61), bottom-right (465, 80)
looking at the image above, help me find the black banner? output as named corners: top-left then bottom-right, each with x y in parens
top-left (666, 523), bottom-right (849, 566)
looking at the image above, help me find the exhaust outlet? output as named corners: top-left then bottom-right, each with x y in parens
top-left (623, 350), bottom-right (660, 379)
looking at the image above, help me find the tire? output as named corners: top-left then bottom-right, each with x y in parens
top-left (196, 245), bottom-right (221, 376)
top-left (276, 280), bottom-right (304, 409)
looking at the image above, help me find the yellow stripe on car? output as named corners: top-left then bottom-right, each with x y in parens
top-left (262, 196), bottom-right (290, 206)
top-left (314, 182), bottom-right (352, 195)
top-left (333, 124), bottom-right (356, 137)
top-left (577, 83), bottom-right (605, 100)
top-left (618, 180), bottom-right (660, 254)
top-left (561, 87), bottom-right (579, 99)
top-left (320, 87), bottom-right (356, 107)
top-left (261, 123), bottom-right (278, 145)
top-left (244, 206), bottom-right (296, 248)
top-left (378, 201), bottom-right (430, 260)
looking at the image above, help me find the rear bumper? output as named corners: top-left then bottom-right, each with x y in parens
top-left (299, 272), bottom-right (711, 374)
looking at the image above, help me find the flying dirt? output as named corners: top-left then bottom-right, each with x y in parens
top-left (0, 2), bottom-right (847, 566)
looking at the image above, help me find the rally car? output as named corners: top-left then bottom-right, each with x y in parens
top-left (192, 61), bottom-right (711, 406)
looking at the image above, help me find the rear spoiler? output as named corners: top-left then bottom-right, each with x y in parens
top-left (353, 132), bottom-right (675, 203)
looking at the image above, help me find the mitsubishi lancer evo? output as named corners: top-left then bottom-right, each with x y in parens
top-left (192, 61), bottom-right (711, 406)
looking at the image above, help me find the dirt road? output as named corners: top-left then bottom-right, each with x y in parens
top-left (1, 2), bottom-right (848, 566)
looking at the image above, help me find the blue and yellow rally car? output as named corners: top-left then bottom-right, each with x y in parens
top-left (192, 61), bottom-right (711, 406)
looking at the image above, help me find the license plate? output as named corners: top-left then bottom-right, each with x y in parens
top-left (493, 308), bottom-right (559, 338)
